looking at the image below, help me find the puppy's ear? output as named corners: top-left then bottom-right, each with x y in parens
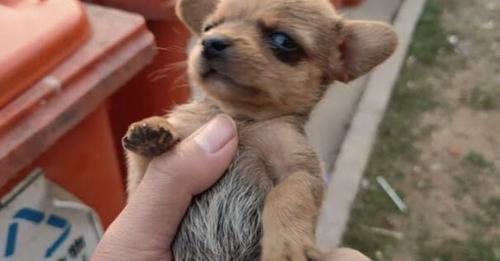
top-left (176, 0), bottom-right (219, 34)
top-left (335, 21), bottom-right (398, 82)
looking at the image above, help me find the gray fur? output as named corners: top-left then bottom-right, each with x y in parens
top-left (172, 147), bottom-right (273, 261)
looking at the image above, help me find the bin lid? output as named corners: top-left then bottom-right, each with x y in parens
top-left (0, 0), bottom-right (90, 109)
top-left (0, 3), bottom-right (156, 184)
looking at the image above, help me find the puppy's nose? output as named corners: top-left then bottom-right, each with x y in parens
top-left (202, 37), bottom-right (232, 59)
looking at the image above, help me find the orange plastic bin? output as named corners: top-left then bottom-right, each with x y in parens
top-left (0, 3), bottom-right (156, 227)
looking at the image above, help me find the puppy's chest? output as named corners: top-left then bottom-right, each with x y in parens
top-left (235, 119), bottom-right (320, 181)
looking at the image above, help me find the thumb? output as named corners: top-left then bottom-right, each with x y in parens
top-left (94, 115), bottom-right (238, 260)
top-left (145, 113), bottom-right (238, 196)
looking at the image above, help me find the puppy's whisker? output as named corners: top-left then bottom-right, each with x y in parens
top-left (148, 68), bottom-right (179, 80)
top-left (149, 73), bottom-right (176, 82)
top-left (147, 61), bottom-right (188, 81)
top-left (172, 27), bottom-right (183, 36)
top-left (155, 45), bottom-right (186, 53)
top-left (167, 77), bottom-right (189, 91)
top-left (168, 84), bottom-right (189, 94)
top-left (149, 72), bottom-right (187, 84)
top-left (150, 61), bottom-right (187, 74)
top-left (149, 75), bottom-right (166, 82)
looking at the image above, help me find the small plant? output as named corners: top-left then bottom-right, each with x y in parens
top-left (462, 151), bottom-right (496, 171)
top-left (408, 0), bottom-right (452, 65)
top-left (461, 87), bottom-right (498, 111)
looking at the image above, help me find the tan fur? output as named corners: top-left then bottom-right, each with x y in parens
top-left (261, 171), bottom-right (323, 261)
top-left (123, 0), bottom-right (397, 260)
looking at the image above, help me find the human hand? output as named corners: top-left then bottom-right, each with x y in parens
top-left (92, 114), bottom-right (238, 261)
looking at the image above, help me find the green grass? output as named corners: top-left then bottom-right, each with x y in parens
top-left (461, 87), bottom-right (499, 111)
top-left (462, 150), bottom-right (497, 173)
top-left (453, 151), bottom-right (498, 199)
top-left (463, 151), bottom-right (491, 168)
top-left (431, 153), bottom-right (500, 260)
top-left (480, 197), bottom-right (500, 222)
top-left (466, 197), bottom-right (500, 228)
top-left (341, 0), bottom-right (450, 258)
top-left (341, 184), bottom-right (402, 258)
top-left (417, 236), bottom-right (500, 261)
top-left (408, 0), bottom-right (453, 65)
top-left (365, 0), bottom-right (448, 166)
top-left (342, 0), bottom-right (500, 259)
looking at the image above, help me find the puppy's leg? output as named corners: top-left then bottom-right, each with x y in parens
top-left (125, 152), bottom-right (150, 196)
top-left (261, 172), bottom-right (371, 261)
top-left (123, 100), bottom-right (219, 197)
top-left (123, 116), bottom-right (180, 196)
top-left (261, 171), bottom-right (324, 261)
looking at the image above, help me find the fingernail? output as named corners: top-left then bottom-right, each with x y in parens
top-left (194, 114), bottom-right (236, 153)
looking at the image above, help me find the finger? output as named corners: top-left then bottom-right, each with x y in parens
top-left (95, 114), bottom-right (238, 258)
top-left (146, 113), bottom-right (238, 195)
top-left (325, 248), bottom-right (371, 261)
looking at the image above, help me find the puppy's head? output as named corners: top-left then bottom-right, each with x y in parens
top-left (177, 0), bottom-right (397, 120)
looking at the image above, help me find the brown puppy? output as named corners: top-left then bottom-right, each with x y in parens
top-left (123, 0), bottom-right (397, 260)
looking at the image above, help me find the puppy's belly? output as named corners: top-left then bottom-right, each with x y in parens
top-left (172, 147), bottom-right (273, 261)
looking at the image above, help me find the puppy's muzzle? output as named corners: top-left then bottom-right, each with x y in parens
top-left (202, 36), bottom-right (232, 60)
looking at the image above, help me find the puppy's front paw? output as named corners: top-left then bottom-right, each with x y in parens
top-left (123, 117), bottom-right (179, 157)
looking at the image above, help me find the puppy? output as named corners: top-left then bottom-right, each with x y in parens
top-left (123, 0), bottom-right (397, 260)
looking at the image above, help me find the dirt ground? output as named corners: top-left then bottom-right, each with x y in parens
top-left (341, 0), bottom-right (500, 260)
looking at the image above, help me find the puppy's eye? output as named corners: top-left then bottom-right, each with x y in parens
top-left (266, 32), bottom-right (305, 64)
top-left (268, 32), bottom-right (299, 52)
top-left (203, 20), bottom-right (224, 32)
top-left (203, 24), bottom-right (215, 32)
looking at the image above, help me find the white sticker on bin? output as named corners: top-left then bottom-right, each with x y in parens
top-left (0, 169), bottom-right (103, 261)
